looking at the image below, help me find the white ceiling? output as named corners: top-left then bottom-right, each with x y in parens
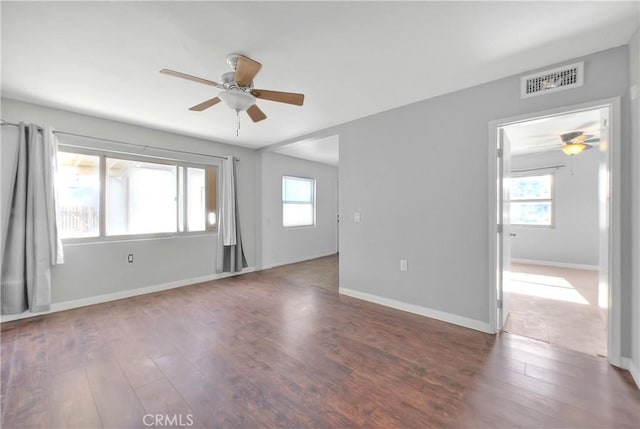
top-left (1, 2), bottom-right (638, 154)
top-left (505, 108), bottom-right (604, 156)
top-left (272, 135), bottom-right (339, 167)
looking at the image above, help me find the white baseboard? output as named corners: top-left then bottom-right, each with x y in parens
top-left (339, 287), bottom-right (493, 334)
top-left (620, 357), bottom-right (640, 390)
top-left (512, 258), bottom-right (599, 271)
top-left (0, 267), bottom-right (258, 323)
top-left (260, 252), bottom-right (337, 270)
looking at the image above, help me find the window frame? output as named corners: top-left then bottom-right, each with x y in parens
top-left (57, 145), bottom-right (219, 243)
top-left (282, 175), bottom-right (316, 228)
top-left (508, 172), bottom-right (555, 228)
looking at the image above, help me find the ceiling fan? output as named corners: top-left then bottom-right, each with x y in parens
top-left (160, 53), bottom-right (304, 126)
top-left (560, 131), bottom-right (599, 155)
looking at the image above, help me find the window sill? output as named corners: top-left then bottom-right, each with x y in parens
top-left (61, 231), bottom-right (218, 245)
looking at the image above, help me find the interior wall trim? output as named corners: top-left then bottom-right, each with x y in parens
top-left (0, 267), bottom-right (258, 323)
top-left (511, 258), bottom-right (599, 271)
top-left (339, 287), bottom-right (493, 334)
top-left (620, 357), bottom-right (640, 390)
top-left (260, 252), bottom-right (338, 270)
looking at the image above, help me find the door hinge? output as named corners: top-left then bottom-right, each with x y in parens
top-left (497, 299), bottom-right (503, 309)
top-left (497, 224), bottom-right (503, 233)
top-left (497, 148), bottom-right (503, 158)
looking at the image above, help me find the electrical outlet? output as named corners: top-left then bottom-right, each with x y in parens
top-left (128, 254), bottom-right (134, 263)
top-left (400, 259), bottom-right (408, 272)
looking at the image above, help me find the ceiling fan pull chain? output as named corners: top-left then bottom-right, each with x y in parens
top-left (570, 156), bottom-right (574, 175)
top-left (237, 111), bottom-right (240, 137)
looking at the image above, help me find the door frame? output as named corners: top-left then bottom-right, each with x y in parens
top-left (487, 97), bottom-right (622, 367)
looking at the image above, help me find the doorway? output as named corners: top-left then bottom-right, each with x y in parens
top-left (488, 98), bottom-right (622, 366)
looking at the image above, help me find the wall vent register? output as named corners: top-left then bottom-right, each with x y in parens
top-left (520, 62), bottom-right (584, 98)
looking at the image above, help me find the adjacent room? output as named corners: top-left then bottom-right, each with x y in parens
top-left (1, 2), bottom-right (639, 429)
top-left (501, 108), bottom-right (609, 357)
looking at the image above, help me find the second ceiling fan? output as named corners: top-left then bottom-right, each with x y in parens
top-left (160, 53), bottom-right (304, 124)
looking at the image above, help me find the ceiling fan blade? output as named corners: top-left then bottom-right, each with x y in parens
top-left (246, 104), bottom-right (267, 122)
top-left (234, 55), bottom-right (262, 87)
top-left (251, 89), bottom-right (304, 106)
top-left (160, 69), bottom-right (219, 87)
top-left (585, 138), bottom-right (600, 144)
top-left (189, 97), bottom-right (221, 111)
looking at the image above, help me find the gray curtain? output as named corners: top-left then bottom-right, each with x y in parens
top-left (219, 156), bottom-right (247, 273)
top-left (1, 123), bottom-right (64, 314)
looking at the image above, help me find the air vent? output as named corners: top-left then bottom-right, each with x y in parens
top-left (521, 62), bottom-right (584, 98)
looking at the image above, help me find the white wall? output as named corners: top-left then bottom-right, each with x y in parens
top-left (510, 149), bottom-right (600, 267)
top-left (1, 98), bottom-right (259, 304)
top-left (260, 151), bottom-right (338, 268)
top-left (629, 27), bottom-right (640, 384)
top-left (275, 46), bottom-right (634, 350)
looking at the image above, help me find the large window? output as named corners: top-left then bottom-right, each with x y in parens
top-left (508, 174), bottom-right (554, 226)
top-left (282, 176), bottom-right (315, 227)
top-left (57, 149), bottom-right (218, 239)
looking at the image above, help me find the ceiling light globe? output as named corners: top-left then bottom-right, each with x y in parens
top-left (561, 143), bottom-right (588, 156)
top-left (218, 89), bottom-right (255, 113)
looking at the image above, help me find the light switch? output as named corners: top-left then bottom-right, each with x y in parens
top-left (400, 259), bottom-right (408, 271)
top-left (353, 212), bottom-right (361, 223)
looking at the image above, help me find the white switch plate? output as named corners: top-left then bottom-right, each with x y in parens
top-left (353, 212), bottom-right (361, 223)
top-left (400, 259), bottom-right (408, 271)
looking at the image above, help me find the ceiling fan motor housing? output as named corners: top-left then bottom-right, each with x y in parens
top-left (220, 71), bottom-right (253, 90)
top-left (226, 53), bottom-right (240, 71)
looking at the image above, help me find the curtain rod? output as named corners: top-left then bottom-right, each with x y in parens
top-left (512, 164), bottom-right (565, 173)
top-left (0, 120), bottom-right (239, 162)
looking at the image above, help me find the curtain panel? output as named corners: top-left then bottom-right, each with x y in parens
top-left (1, 123), bottom-right (64, 314)
top-left (217, 156), bottom-right (247, 273)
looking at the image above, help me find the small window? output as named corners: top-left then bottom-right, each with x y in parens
top-left (508, 174), bottom-right (554, 226)
top-left (57, 152), bottom-right (100, 238)
top-left (282, 176), bottom-right (315, 227)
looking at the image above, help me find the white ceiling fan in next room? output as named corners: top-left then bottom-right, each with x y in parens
top-left (160, 53), bottom-right (305, 136)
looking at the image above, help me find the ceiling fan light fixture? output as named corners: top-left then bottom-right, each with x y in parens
top-left (218, 89), bottom-right (255, 112)
top-left (561, 142), bottom-right (588, 156)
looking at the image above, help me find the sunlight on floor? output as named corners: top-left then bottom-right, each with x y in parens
top-left (506, 272), bottom-right (589, 305)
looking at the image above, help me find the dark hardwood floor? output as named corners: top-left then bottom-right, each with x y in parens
top-left (1, 254), bottom-right (638, 428)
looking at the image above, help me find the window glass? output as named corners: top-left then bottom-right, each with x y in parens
top-left (178, 166), bottom-right (184, 232)
top-left (283, 176), bottom-right (313, 203)
top-left (510, 175), bottom-right (552, 200)
top-left (206, 168), bottom-right (217, 230)
top-left (508, 174), bottom-right (553, 226)
top-left (57, 152), bottom-right (100, 238)
top-left (187, 167), bottom-right (206, 232)
top-left (282, 176), bottom-right (315, 227)
top-left (106, 158), bottom-right (177, 235)
top-left (511, 202), bottom-right (552, 226)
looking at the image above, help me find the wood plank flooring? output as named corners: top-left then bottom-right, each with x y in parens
top-left (1, 254), bottom-right (638, 428)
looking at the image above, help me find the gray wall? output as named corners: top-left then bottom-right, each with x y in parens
top-left (629, 27), bottom-right (640, 380)
top-left (276, 46), bottom-right (634, 354)
top-left (1, 98), bottom-right (260, 303)
top-left (260, 152), bottom-right (338, 268)
top-left (510, 149), bottom-right (600, 266)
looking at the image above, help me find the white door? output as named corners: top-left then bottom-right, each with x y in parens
top-left (497, 128), bottom-right (513, 330)
top-left (597, 108), bottom-right (610, 311)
